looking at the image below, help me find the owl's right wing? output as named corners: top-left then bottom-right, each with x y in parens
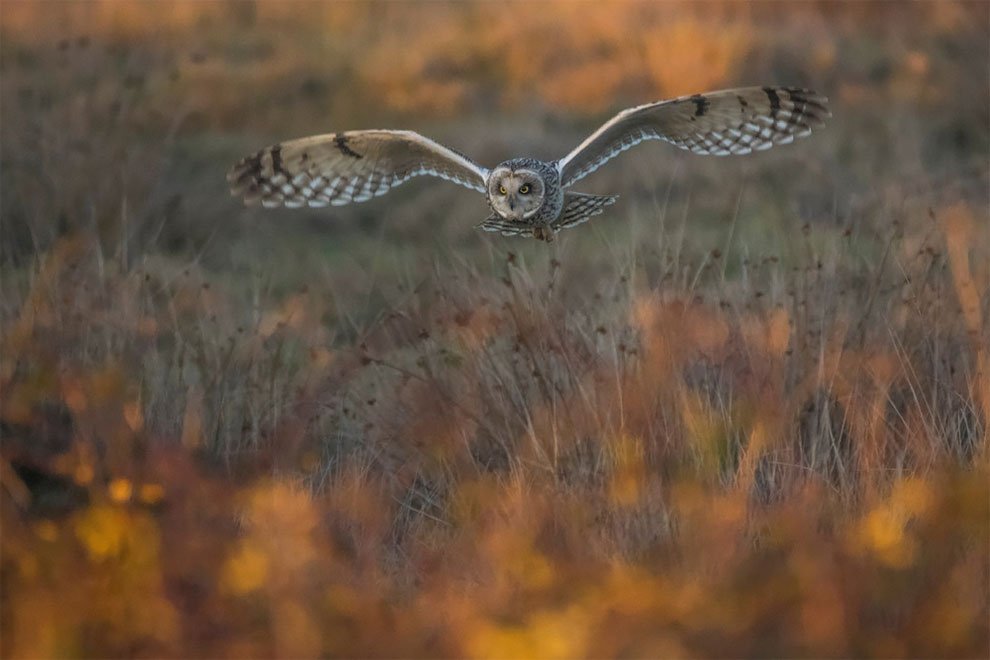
top-left (228, 130), bottom-right (490, 208)
top-left (556, 87), bottom-right (829, 188)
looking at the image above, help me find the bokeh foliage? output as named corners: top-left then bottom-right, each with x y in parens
top-left (1, 1), bottom-right (988, 657)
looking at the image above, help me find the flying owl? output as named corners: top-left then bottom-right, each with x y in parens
top-left (228, 87), bottom-right (828, 242)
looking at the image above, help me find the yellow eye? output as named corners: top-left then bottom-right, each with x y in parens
top-left (519, 184), bottom-right (530, 194)
top-left (499, 185), bottom-right (507, 195)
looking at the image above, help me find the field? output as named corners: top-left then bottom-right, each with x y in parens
top-left (1, 1), bottom-right (988, 657)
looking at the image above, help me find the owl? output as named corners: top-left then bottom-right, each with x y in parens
top-left (228, 87), bottom-right (828, 242)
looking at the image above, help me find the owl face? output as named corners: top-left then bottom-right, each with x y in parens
top-left (487, 167), bottom-right (545, 221)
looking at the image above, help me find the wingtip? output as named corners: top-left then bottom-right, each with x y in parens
top-left (788, 88), bottom-right (832, 120)
top-left (225, 167), bottom-right (244, 186)
top-left (226, 150), bottom-right (269, 204)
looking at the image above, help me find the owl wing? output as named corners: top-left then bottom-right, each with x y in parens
top-left (228, 130), bottom-right (489, 208)
top-left (556, 87), bottom-right (829, 188)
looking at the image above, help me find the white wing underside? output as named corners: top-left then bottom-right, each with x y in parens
top-left (557, 87), bottom-right (830, 188)
top-left (228, 129), bottom-right (489, 209)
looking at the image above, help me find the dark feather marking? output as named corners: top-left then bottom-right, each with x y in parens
top-left (270, 144), bottom-right (289, 178)
top-left (334, 134), bottom-right (363, 159)
top-left (233, 157), bottom-right (260, 187)
top-left (780, 90), bottom-right (820, 130)
top-left (786, 91), bottom-right (829, 119)
top-left (763, 87), bottom-right (782, 120)
top-left (690, 94), bottom-right (710, 118)
top-left (268, 145), bottom-right (298, 198)
top-left (737, 95), bottom-right (749, 112)
top-left (787, 100), bottom-right (807, 128)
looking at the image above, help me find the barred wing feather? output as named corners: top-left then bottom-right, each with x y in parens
top-left (553, 193), bottom-right (618, 230)
top-left (228, 130), bottom-right (489, 209)
top-left (557, 87), bottom-right (829, 188)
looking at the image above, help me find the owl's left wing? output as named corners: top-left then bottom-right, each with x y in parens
top-left (557, 87), bottom-right (829, 188)
top-left (228, 130), bottom-right (489, 208)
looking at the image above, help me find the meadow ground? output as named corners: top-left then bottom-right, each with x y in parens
top-left (1, 1), bottom-right (988, 657)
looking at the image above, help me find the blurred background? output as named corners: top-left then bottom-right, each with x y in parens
top-left (1, 1), bottom-right (987, 657)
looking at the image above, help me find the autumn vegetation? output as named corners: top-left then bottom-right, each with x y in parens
top-left (1, 1), bottom-right (987, 657)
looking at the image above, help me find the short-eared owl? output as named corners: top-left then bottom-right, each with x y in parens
top-left (228, 87), bottom-right (828, 242)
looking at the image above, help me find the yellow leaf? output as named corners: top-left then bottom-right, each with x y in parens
top-left (109, 478), bottom-right (133, 503)
top-left (75, 505), bottom-right (129, 560)
top-left (222, 543), bottom-right (269, 595)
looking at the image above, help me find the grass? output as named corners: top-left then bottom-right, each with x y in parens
top-left (1, 1), bottom-right (988, 657)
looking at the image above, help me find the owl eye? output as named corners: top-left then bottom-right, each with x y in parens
top-left (499, 185), bottom-right (507, 195)
top-left (519, 184), bottom-right (531, 194)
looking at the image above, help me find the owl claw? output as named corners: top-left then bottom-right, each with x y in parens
top-left (532, 226), bottom-right (555, 242)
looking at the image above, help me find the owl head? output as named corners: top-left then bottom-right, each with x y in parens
top-left (487, 166), bottom-right (545, 221)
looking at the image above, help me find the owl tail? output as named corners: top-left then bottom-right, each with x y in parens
top-left (476, 216), bottom-right (557, 241)
top-left (552, 192), bottom-right (618, 230)
top-left (476, 193), bottom-right (618, 240)
top-left (476, 215), bottom-right (533, 237)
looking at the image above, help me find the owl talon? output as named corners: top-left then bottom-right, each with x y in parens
top-left (532, 227), bottom-right (555, 242)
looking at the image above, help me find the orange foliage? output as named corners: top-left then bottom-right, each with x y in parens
top-left (1, 1), bottom-right (988, 656)
top-left (2, 215), bottom-right (988, 655)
